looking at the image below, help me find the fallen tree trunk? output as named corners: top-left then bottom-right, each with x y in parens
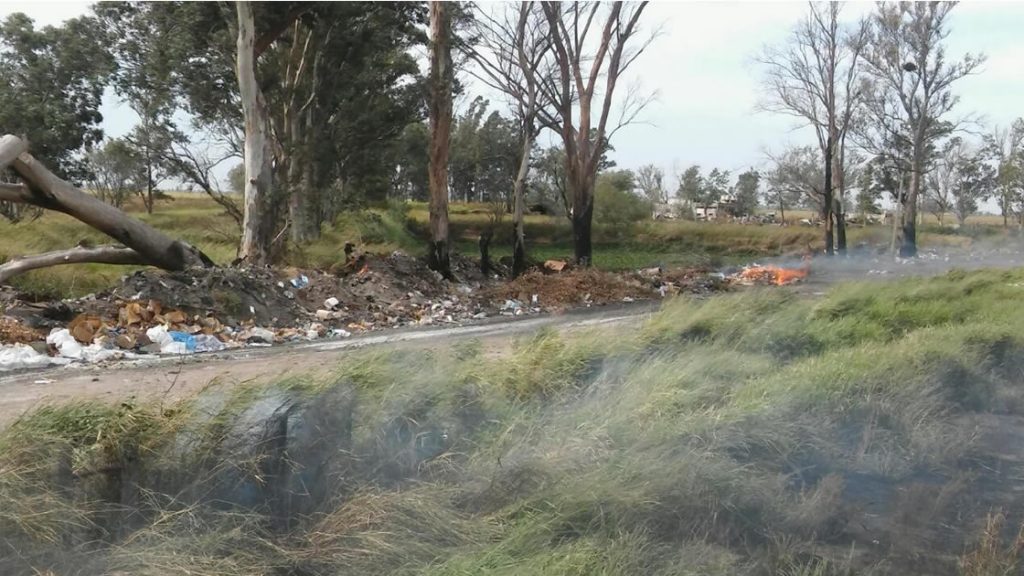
top-left (0, 182), bottom-right (34, 203)
top-left (0, 245), bottom-right (147, 284)
top-left (0, 134), bottom-right (213, 284)
top-left (0, 134), bottom-right (29, 169)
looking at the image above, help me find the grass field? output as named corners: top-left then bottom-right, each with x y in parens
top-left (4, 269), bottom-right (1024, 574)
top-left (0, 193), bottom-right (1011, 298)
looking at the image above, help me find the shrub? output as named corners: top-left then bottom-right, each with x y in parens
top-left (594, 176), bottom-right (652, 235)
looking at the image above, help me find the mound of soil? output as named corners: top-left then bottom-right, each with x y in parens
top-left (483, 268), bottom-right (649, 309)
top-left (94, 267), bottom-right (309, 327)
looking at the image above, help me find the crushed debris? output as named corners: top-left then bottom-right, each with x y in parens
top-left (0, 316), bottom-right (45, 344)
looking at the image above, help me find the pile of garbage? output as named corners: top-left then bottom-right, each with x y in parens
top-left (0, 250), bottom-right (732, 371)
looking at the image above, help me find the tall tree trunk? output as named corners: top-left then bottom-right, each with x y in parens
top-left (145, 154), bottom-right (154, 215)
top-left (571, 174), bottom-right (594, 266)
top-left (287, 110), bottom-right (317, 244)
top-left (299, 114), bottom-right (319, 241)
top-left (823, 137), bottom-right (834, 256)
top-left (572, 199), bottom-right (594, 266)
top-left (832, 147), bottom-right (846, 255)
top-left (834, 204), bottom-right (846, 254)
top-left (901, 158), bottom-right (920, 258)
top-left (427, 1), bottom-right (453, 279)
top-left (890, 174), bottom-right (903, 257)
top-left (236, 1), bottom-right (274, 265)
top-left (511, 127), bottom-right (532, 278)
top-left (479, 229), bottom-right (492, 275)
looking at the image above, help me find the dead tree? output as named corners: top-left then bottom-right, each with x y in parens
top-left (759, 3), bottom-right (869, 256)
top-left (0, 134), bottom-right (210, 283)
top-left (861, 2), bottom-right (982, 257)
top-left (427, 1), bottom-right (454, 280)
top-left (539, 1), bottom-right (653, 266)
top-left (463, 2), bottom-right (552, 277)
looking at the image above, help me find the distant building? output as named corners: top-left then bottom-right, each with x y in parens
top-left (652, 198), bottom-right (685, 220)
top-left (693, 193), bottom-right (736, 221)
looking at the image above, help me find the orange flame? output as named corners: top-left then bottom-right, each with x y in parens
top-left (357, 263), bottom-right (370, 276)
top-left (737, 264), bottom-right (809, 286)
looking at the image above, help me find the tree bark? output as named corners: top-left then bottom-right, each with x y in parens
top-left (0, 245), bottom-right (147, 284)
top-left (832, 147), bottom-right (846, 255)
top-left (823, 137), bottom-right (834, 256)
top-left (834, 204), bottom-right (847, 254)
top-left (427, 1), bottom-right (453, 280)
top-left (901, 156), bottom-right (920, 258)
top-left (478, 229), bottom-right (492, 275)
top-left (572, 186), bottom-right (594, 266)
top-left (236, 1), bottom-right (275, 265)
top-left (5, 147), bottom-right (210, 271)
top-left (0, 134), bottom-right (30, 169)
top-left (511, 125), bottom-right (532, 278)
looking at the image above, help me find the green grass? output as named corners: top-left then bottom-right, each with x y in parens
top-left (0, 194), bottom-right (421, 298)
top-left (0, 195), bottom-right (1009, 297)
top-left (5, 268), bottom-right (1024, 574)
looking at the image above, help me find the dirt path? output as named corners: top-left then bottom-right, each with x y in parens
top-left (0, 302), bottom-right (660, 426)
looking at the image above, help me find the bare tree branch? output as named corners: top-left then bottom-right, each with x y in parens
top-left (0, 245), bottom-right (147, 284)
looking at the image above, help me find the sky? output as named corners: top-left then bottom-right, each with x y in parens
top-left (3, 0), bottom-right (1023, 203)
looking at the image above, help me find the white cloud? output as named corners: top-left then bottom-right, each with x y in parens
top-left (0, 1), bottom-right (91, 28)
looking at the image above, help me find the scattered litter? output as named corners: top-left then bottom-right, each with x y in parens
top-left (47, 329), bottom-right (84, 359)
top-left (316, 309), bottom-right (340, 321)
top-left (500, 299), bottom-right (522, 315)
top-left (194, 334), bottom-right (226, 353)
top-left (247, 327), bottom-right (276, 345)
top-left (33, 379), bottom-right (54, 385)
top-left (0, 344), bottom-right (62, 371)
top-left (1, 251), bottom-right (729, 369)
top-left (544, 260), bottom-right (568, 273)
top-left (169, 331), bottom-right (197, 353)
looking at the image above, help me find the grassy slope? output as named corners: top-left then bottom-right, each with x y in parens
top-left (0, 195), bottom-right (991, 299)
top-left (4, 269), bottom-right (1024, 574)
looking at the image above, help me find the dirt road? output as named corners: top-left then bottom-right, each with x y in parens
top-left (0, 302), bottom-right (660, 426)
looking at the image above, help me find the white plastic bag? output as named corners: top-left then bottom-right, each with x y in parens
top-left (0, 344), bottom-right (55, 370)
top-left (46, 328), bottom-right (84, 359)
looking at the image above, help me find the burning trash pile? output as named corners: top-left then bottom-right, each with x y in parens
top-left (730, 263), bottom-right (810, 286)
